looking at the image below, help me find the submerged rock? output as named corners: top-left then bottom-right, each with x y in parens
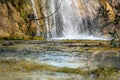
top-left (2, 41), bottom-right (14, 46)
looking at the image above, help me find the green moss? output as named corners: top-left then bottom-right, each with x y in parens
top-left (11, 0), bottom-right (30, 11)
top-left (1, 59), bottom-right (119, 77)
top-left (0, 36), bottom-right (46, 40)
top-left (89, 67), bottom-right (120, 78)
top-left (20, 9), bottom-right (28, 18)
top-left (6, 36), bottom-right (22, 40)
top-left (32, 36), bottom-right (45, 40)
top-left (0, 59), bottom-right (85, 74)
top-left (2, 36), bottom-right (25, 40)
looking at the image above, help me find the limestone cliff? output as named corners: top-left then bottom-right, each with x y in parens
top-left (0, 0), bottom-right (45, 38)
top-left (101, 0), bottom-right (120, 38)
top-left (100, 0), bottom-right (115, 21)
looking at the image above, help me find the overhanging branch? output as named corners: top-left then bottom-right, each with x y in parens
top-left (33, 0), bottom-right (62, 20)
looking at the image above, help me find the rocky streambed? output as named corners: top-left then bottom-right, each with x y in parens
top-left (0, 40), bottom-right (120, 80)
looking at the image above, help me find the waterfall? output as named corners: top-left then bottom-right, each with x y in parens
top-left (31, 0), bottom-right (40, 36)
top-left (44, 0), bottom-right (110, 40)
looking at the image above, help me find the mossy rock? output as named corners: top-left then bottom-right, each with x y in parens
top-left (3, 36), bottom-right (25, 40)
top-left (32, 36), bottom-right (45, 40)
top-left (0, 36), bottom-right (45, 40)
top-left (10, 36), bottom-right (24, 40)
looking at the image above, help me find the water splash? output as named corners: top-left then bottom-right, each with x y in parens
top-left (44, 0), bottom-right (110, 40)
top-left (31, 0), bottom-right (40, 36)
top-left (52, 35), bottom-right (112, 40)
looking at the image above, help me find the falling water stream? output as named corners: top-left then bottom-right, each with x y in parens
top-left (43, 0), bottom-right (111, 40)
top-left (31, 0), bottom-right (40, 36)
top-left (31, 0), bottom-right (111, 40)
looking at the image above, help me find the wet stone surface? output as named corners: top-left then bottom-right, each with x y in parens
top-left (0, 40), bottom-right (120, 80)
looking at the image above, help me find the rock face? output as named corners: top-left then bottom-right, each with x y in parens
top-left (0, 0), bottom-right (45, 38)
top-left (0, 0), bottom-right (119, 38)
top-left (100, 0), bottom-right (115, 21)
top-left (100, 0), bottom-right (120, 38)
top-left (0, 2), bottom-right (26, 37)
top-left (108, 0), bottom-right (120, 19)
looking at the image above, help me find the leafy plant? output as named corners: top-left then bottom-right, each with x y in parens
top-left (98, 6), bottom-right (110, 19)
top-left (113, 15), bottom-right (120, 26)
top-left (99, 6), bottom-right (120, 47)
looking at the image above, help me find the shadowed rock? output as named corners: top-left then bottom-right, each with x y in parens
top-left (2, 42), bottom-right (14, 46)
top-left (27, 14), bottom-right (35, 19)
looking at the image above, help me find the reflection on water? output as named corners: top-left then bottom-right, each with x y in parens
top-left (37, 52), bottom-right (98, 70)
top-left (0, 50), bottom-right (120, 80)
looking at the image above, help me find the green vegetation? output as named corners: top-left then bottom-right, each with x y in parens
top-left (99, 5), bottom-right (120, 48)
top-left (31, 36), bottom-right (45, 40)
top-left (10, 0), bottom-right (31, 19)
top-left (90, 67), bottom-right (120, 77)
top-left (1, 36), bottom-right (25, 40)
top-left (0, 0), bottom-right (30, 12)
top-left (0, 36), bottom-right (45, 40)
top-left (99, 6), bottom-right (110, 19)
